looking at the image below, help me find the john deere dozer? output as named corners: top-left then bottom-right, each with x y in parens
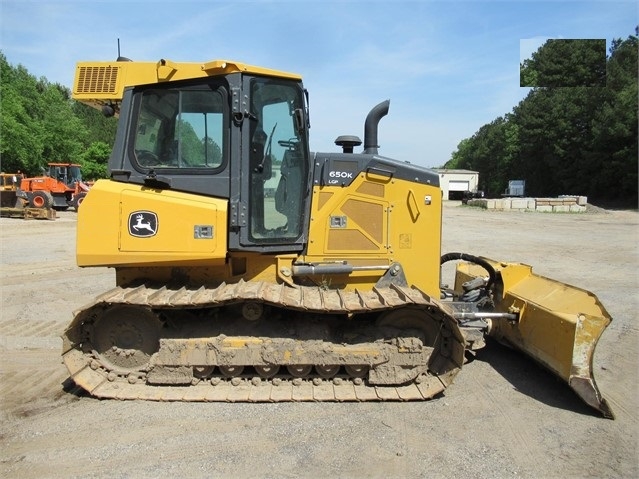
top-left (62, 57), bottom-right (612, 418)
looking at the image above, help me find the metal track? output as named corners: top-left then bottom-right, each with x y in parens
top-left (62, 281), bottom-right (466, 402)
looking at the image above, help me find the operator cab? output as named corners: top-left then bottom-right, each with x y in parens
top-left (49, 164), bottom-right (83, 188)
top-left (113, 73), bottom-right (312, 252)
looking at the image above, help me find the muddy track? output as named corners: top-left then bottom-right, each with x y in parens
top-left (62, 282), bottom-right (465, 402)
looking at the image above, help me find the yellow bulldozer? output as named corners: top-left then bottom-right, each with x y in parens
top-left (62, 58), bottom-right (612, 418)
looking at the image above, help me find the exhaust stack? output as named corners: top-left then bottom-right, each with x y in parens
top-left (363, 100), bottom-right (390, 154)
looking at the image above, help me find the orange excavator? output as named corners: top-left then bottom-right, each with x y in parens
top-left (20, 163), bottom-right (91, 210)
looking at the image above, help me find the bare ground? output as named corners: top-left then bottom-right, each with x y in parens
top-left (1, 203), bottom-right (637, 479)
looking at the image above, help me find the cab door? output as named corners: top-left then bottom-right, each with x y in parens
top-left (232, 76), bottom-right (311, 252)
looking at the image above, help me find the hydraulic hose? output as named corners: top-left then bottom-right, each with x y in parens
top-left (440, 252), bottom-right (496, 291)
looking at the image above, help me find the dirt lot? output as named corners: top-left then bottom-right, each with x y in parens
top-left (1, 203), bottom-right (637, 478)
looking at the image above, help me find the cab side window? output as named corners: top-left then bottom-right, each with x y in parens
top-left (133, 88), bottom-right (225, 170)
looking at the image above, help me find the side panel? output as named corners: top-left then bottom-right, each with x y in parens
top-left (304, 170), bottom-right (442, 297)
top-left (77, 180), bottom-right (227, 267)
top-left (21, 177), bottom-right (67, 194)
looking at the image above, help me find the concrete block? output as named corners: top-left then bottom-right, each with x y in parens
top-left (467, 199), bottom-right (487, 208)
top-left (570, 204), bottom-right (586, 213)
top-left (510, 199), bottom-right (528, 209)
top-left (484, 199), bottom-right (495, 209)
top-left (553, 205), bottom-right (570, 212)
top-left (501, 199), bottom-right (511, 210)
top-left (527, 199), bottom-right (536, 209)
top-left (536, 205), bottom-right (553, 212)
top-left (578, 196), bottom-right (588, 206)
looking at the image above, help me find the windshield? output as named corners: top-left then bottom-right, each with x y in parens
top-left (133, 87), bottom-right (225, 169)
top-left (69, 166), bottom-right (82, 182)
top-left (48, 165), bottom-right (81, 186)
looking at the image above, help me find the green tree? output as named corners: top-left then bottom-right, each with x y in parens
top-left (520, 39), bottom-right (607, 87)
top-left (0, 54), bottom-right (45, 174)
top-left (519, 58), bottom-right (538, 87)
top-left (510, 87), bottom-right (605, 196)
top-left (445, 138), bottom-right (472, 170)
top-left (72, 101), bottom-right (118, 147)
top-left (39, 82), bottom-right (87, 164)
top-left (203, 136), bottom-right (222, 166)
top-left (178, 120), bottom-right (222, 167)
top-left (79, 141), bottom-right (111, 180)
top-left (0, 88), bottom-right (44, 174)
top-left (453, 28), bottom-right (637, 206)
top-left (1, 52), bottom-right (118, 179)
top-left (589, 30), bottom-right (638, 203)
top-left (179, 120), bottom-right (205, 165)
top-left (445, 117), bottom-right (519, 196)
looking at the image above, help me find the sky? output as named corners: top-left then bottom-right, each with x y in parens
top-left (1, 0), bottom-right (637, 168)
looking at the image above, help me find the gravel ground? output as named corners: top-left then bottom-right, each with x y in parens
top-left (1, 203), bottom-right (637, 479)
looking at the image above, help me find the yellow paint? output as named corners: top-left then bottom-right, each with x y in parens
top-left (304, 174), bottom-right (442, 297)
top-left (77, 179), bottom-right (227, 267)
top-left (221, 338), bottom-right (264, 348)
top-left (455, 259), bottom-right (611, 382)
top-left (73, 59), bottom-right (301, 108)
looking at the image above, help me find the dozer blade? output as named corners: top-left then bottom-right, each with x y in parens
top-left (455, 258), bottom-right (613, 419)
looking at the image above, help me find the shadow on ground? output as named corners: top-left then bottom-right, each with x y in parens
top-left (472, 338), bottom-right (602, 418)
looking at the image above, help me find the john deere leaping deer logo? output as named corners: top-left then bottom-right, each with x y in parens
top-left (128, 211), bottom-right (158, 237)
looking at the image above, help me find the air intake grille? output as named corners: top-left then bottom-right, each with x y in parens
top-left (76, 66), bottom-right (119, 94)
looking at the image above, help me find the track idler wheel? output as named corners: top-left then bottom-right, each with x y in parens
top-left (91, 305), bottom-right (161, 373)
top-left (376, 307), bottom-right (440, 345)
top-left (375, 305), bottom-right (465, 381)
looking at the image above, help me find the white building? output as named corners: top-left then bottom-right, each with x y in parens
top-left (434, 169), bottom-right (480, 200)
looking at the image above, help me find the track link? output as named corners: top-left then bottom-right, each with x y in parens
top-left (62, 281), bottom-right (466, 402)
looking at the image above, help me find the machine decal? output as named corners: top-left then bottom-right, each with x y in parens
top-left (128, 211), bottom-right (158, 237)
top-left (322, 158), bottom-right (362, 187)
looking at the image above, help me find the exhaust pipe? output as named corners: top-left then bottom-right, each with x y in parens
top-left (363, 100), bottom-right (390, 154)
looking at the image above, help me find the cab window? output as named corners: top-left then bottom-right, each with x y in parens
top-left (133, 88), bottom-right (225, 169)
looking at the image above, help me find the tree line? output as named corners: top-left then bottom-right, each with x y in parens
top-left (2, 35), bottom-right (637, 206)
top-left (0, 52), bottom-right (116, 180)
top-left (445, 29), bottom-right (638, 206)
